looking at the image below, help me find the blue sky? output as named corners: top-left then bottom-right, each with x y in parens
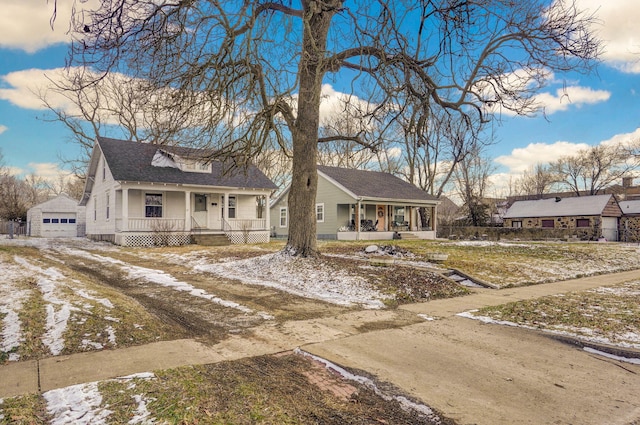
top-left (1, 0), bottom-right (640, 194)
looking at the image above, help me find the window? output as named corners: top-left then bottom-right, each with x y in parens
top-left (512, 220), bottom-right (522, 228)
top-left (43, 218), bottom-right (51, 223)
top-left (279, 207), bottom-right (287, 228)
top-left (102, 159), bottom-right (106, 181)
top-left (541, 219), bottom-right (555, 228)
top-left (256, 196), bottom-right (265, 219)
top-left (61, 218), bottom-right (68, 224)
top-left (228, 196), bottom-right (236, 219)
top-left (93, 196), bottom-right (97, 221)
top-left (393, 206), bottom-right (405, 225)
top-left (51, 218), bottom-right (59, 224)
top-left (316, 203), bottom-right (325, 222)
top-left (145, 193), bottom-right (163, 217)
top-left (69, 218), bottom-right (76, 224)
top-left (576, 218), bottom-right (590, 228)
top-left (194, 194), bottom-right (207, 212)
top-left (106, 192), bottom-right (110, 220)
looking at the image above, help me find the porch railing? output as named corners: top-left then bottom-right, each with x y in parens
top-left (116, 218), bottom-right (186, 232)
top-left (222, 218), bottom-right (267, 232)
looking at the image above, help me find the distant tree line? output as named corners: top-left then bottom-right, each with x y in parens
top-left (0, 150), bottom-right (84, 221)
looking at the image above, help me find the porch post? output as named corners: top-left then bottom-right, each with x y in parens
top-left (357, 201), bottom-right (362, 240)
top-left (184, 191), bottom-right (191, 231)
top-left (432, 205), bottom-right (437, 232)
top-left (222, 193), bottom-right (228, 221)
top-left (265, 193), bottom-right (271, 232)
top-left (122, 188), bottom-right (129, 231)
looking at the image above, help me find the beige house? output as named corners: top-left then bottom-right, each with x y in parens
top-left (80, 137), bottom-right (277, 246)
top-left (270, 165), bottom-right (440, 240)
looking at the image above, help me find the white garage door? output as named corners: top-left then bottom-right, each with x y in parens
top-left (41, 213), bottom-right (78, 237)
top-left (601, 217), bottom-right (618, 241)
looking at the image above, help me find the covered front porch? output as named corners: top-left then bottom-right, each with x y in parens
top-left (113, 187), bottom-right (270, 245)
top-left (336, 201), bottom-right (437, 241)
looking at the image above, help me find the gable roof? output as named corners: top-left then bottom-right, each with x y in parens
top-left (317, 165), bottom-right (438, 203)
top-left (619, 200), bottom-right (640, 215)
top-left (504, 194), bottom-right (617, 218)
top-left (29, 193), bottom-right (79, 211)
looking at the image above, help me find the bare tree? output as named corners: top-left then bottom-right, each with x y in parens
top-left (57, 0), bottom-right (601, 256)
top-left (514, 163), bottom-right (559, 196)
top-left (551, 143), bottom-right (639, 196)
top-left (454, 150), bottom-right (496, 226)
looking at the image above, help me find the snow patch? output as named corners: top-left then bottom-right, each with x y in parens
top-left (583, 347), bottom-right (640, 365)
top-left (196, 252), bottom-right (389, 309)
top-left (44, 382), bottom-right (112, 425)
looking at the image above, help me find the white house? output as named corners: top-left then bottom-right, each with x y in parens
top-left (80, 137), bottom-right (278, 246)
top-left (270, 165), bottom-right (440, 240)
top-left (27, 193), bottom-right (86, 238)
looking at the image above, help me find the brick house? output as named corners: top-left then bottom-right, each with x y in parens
top-left (503, 194), bottom-right (622, 241)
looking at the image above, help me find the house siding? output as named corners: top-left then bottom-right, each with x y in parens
top-left (86, 152), bottom-right (117, 239)
top-left (316, 174), bottom-right (357, 237)
top-left (270, 194), bottom-right (289, 238)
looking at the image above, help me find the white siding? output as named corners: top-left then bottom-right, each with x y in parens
top-left (86, 153), bottom-right (118, 236)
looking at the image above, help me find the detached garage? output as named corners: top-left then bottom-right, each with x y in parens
top-left (27, 193), bottom-right (86, 238)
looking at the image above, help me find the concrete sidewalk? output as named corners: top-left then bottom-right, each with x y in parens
top-left (0, 308), bottom-right (413, 398)
top-left (401, 268), bottom-right (640, 317)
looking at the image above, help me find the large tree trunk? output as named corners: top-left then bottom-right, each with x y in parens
top-left (285, 1), bottom-right (339, 257)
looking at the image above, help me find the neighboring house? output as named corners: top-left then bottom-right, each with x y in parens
top-left (270, 165), bottom-right (440, 241)
top-left (80, 137), bottom-right (277, 246)
top-left (619, 200), bottom-right (640, 242)
top-left (27, 193), bottom-right (86, 238)
top-left (503, 194), bottom-right (622, 241)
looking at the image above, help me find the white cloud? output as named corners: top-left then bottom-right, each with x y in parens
top-left (0, 68), bottom-right (67, 110)
top-left (575, 0), bottom-right (640, 73)
top-left (494, 141), bottom-right (591, 173)
top-left (0, 1), bottom-right (74, 53)
top-left (535, 86), bottom-right (611, 114)
top-left (0, 125), bottom-right (7, 135)
top-left (24, 162), bottom-right (75, 186)
top-left (483, 69), bottom-right (610, 117)
top-left (599, 127), bottom-right (640, 148)
top-left (494, 127), bottom-right (640, 180)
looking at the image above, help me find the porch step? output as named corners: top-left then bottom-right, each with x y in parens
top-left (399, 232), bottom-right (419, 239)
top-left (192, 234), bottom-right (230, 246)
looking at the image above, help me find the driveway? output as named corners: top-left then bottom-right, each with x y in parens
top-left (304, 270), bottom-right (640, 425)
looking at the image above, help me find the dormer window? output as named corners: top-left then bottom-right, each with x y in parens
top-left (151, 149), bottom-right (211, 173)
top-left (181, 159), bottom-right (211, 173)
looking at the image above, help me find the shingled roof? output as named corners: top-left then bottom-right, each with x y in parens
top-left (504, 194), bottom-right (616, 218)
top-left (94, 137), bottom-right (277, 189)
top-left (317, 165), bottom-right (438, 203)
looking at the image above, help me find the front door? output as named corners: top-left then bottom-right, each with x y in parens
top-left (193, 194), bottom-right (208, 228)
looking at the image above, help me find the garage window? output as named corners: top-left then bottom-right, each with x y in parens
top-left (69, 218), bottom-right (76, 224)
top-left (61, 218), bottom-right (68, 223)
top-left (43, 218), bottom-right (51, 223)
top-left (51, 218), bottom-right (59, 224)
top-left (541, 219), bottom-right (554, 228)
top-left (576, 218), bottom-right (590, 227)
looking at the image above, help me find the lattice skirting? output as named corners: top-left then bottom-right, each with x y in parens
top-left (116, 232), bottom-right (193, 247)
top-left (226, 231), bottom-right (270, 244)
